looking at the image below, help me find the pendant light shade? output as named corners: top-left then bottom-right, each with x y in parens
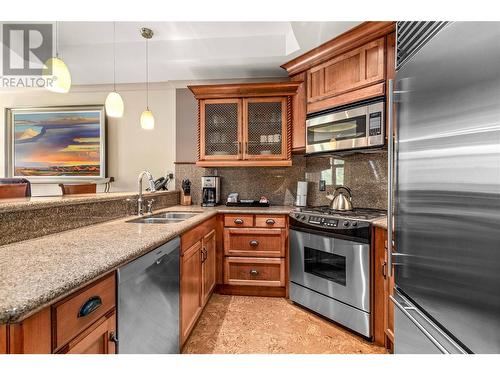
top-left (44, 57), bottom-right (72, 93)
top-left (44, 22), bottom-right (71, 93)
top-left (140, 109), bottom-right (155, 130)
top-left (140, 27), bottom-right (154, 130)
top-left (105, 22), bottom-right (124, 118)
top-left (105, 91), bottom-right (124, 117)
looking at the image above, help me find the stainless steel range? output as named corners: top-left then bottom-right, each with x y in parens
top-left (289, 206), bottom-right (386, 339)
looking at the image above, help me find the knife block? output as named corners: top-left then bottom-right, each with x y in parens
top-left (181, 192), bottom-right (192, 206)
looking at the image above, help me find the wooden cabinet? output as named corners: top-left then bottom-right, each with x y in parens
top-left (180, 217), bottom-right (217, 346)
top-left (60, 311), bottom-right (116, 354)
top-left (201, 229), bottom-right (217, 306)
top-left (281, 22), bottom-right (396, 126)
top-left (290, 72), bottom-right (307, 153)
top-left (0, 325), bottom-right (6, 354)
top-left (219, 214), bottom-right (288, 297)
top-left (307, 38), bottom-right (385, 113)
top-left (180, 241), bottom-right (203, 345)
top-left (52, 273), bottom-right (115, 351)
top-left (2, 273), bottom-right (116, 354)
top-left (189, 82), bottom-right (301, 167)
top-left (373, 226), bottom-right (394, 352)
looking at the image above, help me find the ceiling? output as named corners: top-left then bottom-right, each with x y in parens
top-left (56, 22), bottom-right (361, 85)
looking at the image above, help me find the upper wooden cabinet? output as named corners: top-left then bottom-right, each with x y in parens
top-left (282, 22), bottom-right (396, 152)
top-left (189, 82), bottom-right (301, 167)
top-left (307, 37), bottom-right (385, 104)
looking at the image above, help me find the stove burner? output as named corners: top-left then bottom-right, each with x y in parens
top-left (298, 206), bottom-right (386, 221)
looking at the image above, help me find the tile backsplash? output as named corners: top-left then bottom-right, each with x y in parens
top-left (175, 151), bottom-right (387, 210)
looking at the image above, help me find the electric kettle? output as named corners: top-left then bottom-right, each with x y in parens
top-left (326, 186), bottom-right (353, 211)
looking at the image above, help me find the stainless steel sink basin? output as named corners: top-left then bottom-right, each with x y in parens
top-left (127, 211), bottom-right (202, 224)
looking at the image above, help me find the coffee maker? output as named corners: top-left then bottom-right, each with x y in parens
top-left (201, 176), bottom-right (220, 207)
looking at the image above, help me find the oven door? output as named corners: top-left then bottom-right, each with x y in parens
top-left (306, 106), bottom-right (369, 154)
top-left (290, 229), bottom-right (370, 312)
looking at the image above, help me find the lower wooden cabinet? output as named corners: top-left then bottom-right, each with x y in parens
top-left (180, 217), bottom-right (217, 346)
top-left (180, 241), bottom-right (203, 345)
top-left (201, 229), bottom-right (217, 306)
top-left (60, 311), bottom-right (116, 354)
top-left (220, 214), bottom-right (288, 297)
top-left (0, 325), bottom-right (6, 354)
top-left (373, 226), bottom-right (394, 351)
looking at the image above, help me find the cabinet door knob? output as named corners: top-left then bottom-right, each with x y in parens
top-left (109, 332), bottom-right (119, 343)
top-left (234, 218), bottom-right (244, 224)
top-left (249, 240), bottom-right (259, 247)
top-left (265, 219), bottom-right (275, 225)
top-left (249, 269), bottom-right (259, 276)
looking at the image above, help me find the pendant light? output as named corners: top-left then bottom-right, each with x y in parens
top-left (43, 22), bottom-right (72, 93)
top-left (140, 27), bottom-right (154, 130)
top-left (105, 22), bottom-right (124, 117)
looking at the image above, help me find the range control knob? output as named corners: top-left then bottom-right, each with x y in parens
top-left (300, 215), bottom-right (306, 220)
top-left (352, 221), bottom-right (357, 227)
top-left (343, 221), bottom-right (350, 227)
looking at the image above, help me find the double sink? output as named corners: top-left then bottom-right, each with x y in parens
top-left (127, 211), bottom-right (201, 224)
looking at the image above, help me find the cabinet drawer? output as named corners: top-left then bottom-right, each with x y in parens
top-left (224, 214), bottom-right (254, 227)
top-left (224, 228), bottom-right (285, 257)
top-left (52, 274), bottom-right (115, 351)
top-left (255, 215), bottom-right (286, 228)
top-left (224, 257), bottom-right (285, 287)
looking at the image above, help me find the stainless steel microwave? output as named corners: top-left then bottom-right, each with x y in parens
top-left (306, 98), bottom-right (385, 154)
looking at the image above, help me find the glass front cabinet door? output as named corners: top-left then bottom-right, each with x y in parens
top-left (243, 97), bottom-right (288, 160)
top-left (199, 99), bottom-right (242, 160)
top-left (191, 82), bottom-right (300, 167)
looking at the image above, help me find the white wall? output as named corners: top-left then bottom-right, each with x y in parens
top-left (0, 83), bottom-right (176, 195)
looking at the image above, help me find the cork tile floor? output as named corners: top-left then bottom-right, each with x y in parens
top-left (182, 293), bottom-right (388, 354)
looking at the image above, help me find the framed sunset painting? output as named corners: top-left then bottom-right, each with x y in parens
top-left (6, 106), bottom-right (106, 181)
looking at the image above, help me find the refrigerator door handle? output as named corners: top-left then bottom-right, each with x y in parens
top-left (387, 78), bottom-right (394, 277)
top-left (390, 295), bottom-right (450, 354)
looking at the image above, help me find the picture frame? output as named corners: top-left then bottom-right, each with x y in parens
top-left (5, 105), bottom-right (106, 182)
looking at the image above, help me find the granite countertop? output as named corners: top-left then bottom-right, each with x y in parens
top-left (0, 204), bottom-right (293, 324)
top-left (0, 190), bottom-right (177, 213)
top-left (372, 217), bottom-right (388, 229)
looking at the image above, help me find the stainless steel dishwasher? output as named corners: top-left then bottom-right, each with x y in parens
top-left (117, 237), bottom-right (180, 353)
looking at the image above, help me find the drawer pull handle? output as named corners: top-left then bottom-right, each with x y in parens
top-left (77, 296), bottom-right (102, 318)
top-left (265, 219), bottom-right (275, 225)
top-left (249, 240), bottom-right (259, 247)
top-left (249, 269), bottom-right (259, 276)
top-left (234, 218), bottom-right (244, 224)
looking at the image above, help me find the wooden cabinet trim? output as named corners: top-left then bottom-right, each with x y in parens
top-left (281, 21), bottom-right (395, 75)
top-left (189, 82), bottom-right (301, 99)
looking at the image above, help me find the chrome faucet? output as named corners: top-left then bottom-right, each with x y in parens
top-left (137, 170), bottom-right (156, 215)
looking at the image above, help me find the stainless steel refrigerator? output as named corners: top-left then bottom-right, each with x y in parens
top-left (389, 22), bottom-right (500, 354)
